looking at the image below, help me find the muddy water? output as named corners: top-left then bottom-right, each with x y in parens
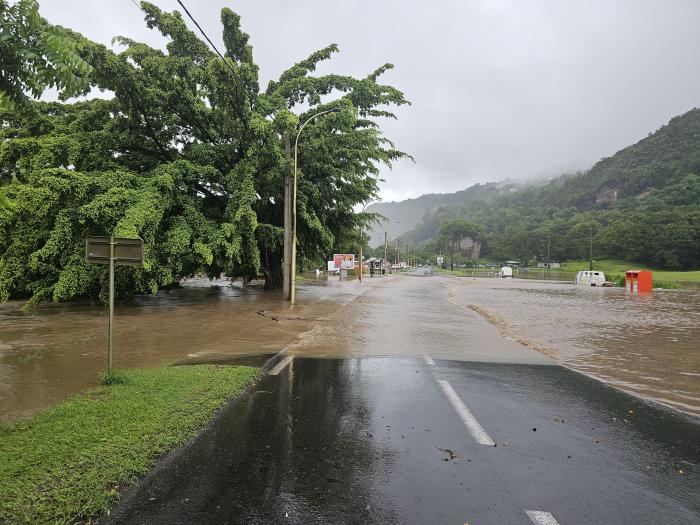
top-left (3, 271), bottom-right (698, 420)
top-left (449, 277), bottom-right (700, 415)
top-left (0, 275), bottom-right (367, 421)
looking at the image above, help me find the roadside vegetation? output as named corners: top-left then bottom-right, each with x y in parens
top-left (432, 258), bottom-right (698, 288)
top-left (0, 365), bottom-right (258, 524)
top-left (0, 1), bottom-right (409, 305)
top-left (560, 260), bottom-right (700, 286)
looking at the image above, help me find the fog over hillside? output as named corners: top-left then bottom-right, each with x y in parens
top-left (368, 107), bottom-right (700, 247)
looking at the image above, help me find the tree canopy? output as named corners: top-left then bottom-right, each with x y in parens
top-left (0, 0), bottom-right (93, 111)
top-left (0, 1), bottom-right (410, 303)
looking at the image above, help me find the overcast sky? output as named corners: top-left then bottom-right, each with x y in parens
top-left (41, 0), bottom-right (700, 202)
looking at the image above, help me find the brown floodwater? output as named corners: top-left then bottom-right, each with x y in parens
top-left (2, 270), bottom-right (698, 420)
top-left (0, 274), bottom-right (367, 421)
top-left (448, 277), bottom-right (700, 415)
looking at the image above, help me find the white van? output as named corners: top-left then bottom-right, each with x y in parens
top-left (576, 270), bottom-right (606, 286)
top-left (500, 266), bottom-right (513, 278)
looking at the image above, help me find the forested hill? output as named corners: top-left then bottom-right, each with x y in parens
top-left (366, 180), bottom-right (524, 245)
top-left (503, 107), bottom-right (700, 212)
top-left (400, 107), bottom-right (700, 270)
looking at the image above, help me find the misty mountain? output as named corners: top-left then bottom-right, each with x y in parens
top-left (372, 107), bottom-right (699, 245)
top-left (366, 180), bottom-right (526, 246)
top-left (396, 107), bottom-right (700, 269)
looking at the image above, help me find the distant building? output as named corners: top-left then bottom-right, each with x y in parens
top-left (537, 262), bottom-right (561, 269)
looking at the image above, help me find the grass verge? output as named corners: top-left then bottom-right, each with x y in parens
top-left (0, 365), bottom-right (258, 524)
top-left (560, 259), bottom-right (700, 283)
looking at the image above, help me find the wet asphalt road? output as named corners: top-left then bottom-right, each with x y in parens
top-left (107, 357), bottom-right (699, 524)
top-left (106, 274), bottom-right (700, 524)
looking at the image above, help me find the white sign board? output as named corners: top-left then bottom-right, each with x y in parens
top-left (331, 253), bottom-right (356, 270)
top-left (436, 256), bottom-right (444, 264)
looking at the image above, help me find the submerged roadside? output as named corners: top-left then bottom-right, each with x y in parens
top-left (0, 275), bottom-right (383, 421)
top-left (0, 365), bottom-right (259, 524)
top-left (0, 276), bottom-right (392, 523)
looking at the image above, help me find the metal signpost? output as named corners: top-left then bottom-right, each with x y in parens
top-left (85, 236), bottom-right (144, 373)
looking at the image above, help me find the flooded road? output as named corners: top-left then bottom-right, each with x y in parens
top-left (2, 270), bottom-right (698, 420)
top-left (448, 277), bottom-right (700, 416)
top-left (0, 275), bottom-right (370, 420)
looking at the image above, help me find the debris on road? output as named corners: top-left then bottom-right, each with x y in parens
top-left (438, 447), bottom-right (458, 462)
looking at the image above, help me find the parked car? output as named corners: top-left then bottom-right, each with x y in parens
top-left (576, 270), bottom-right (606, 286)
top-left (500, 266), bottom-right (513, 278)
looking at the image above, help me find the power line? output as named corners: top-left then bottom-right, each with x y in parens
top-left (175, 0), bottom-right (252, 95)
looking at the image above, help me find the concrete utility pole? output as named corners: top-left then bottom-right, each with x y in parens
top-left (384, 231), bottom-right (388, 275)
top-left (282, 132), bottom-right (292, 301)
top-left (359, 231), bottom-right (363, 282)
top-left (546, 235), bottom-right (551, 271)
top-left (589, 227), bottom-right (594, 271)
top-left (291, 107), bottom-right (341, 305)
top-left (396, 238), bottom-right (400, 269)
top-left (358, 200), bottom-right (378, 282)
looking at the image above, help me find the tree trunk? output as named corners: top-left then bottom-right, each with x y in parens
top-left (262, 248), bottom-right (283, 290)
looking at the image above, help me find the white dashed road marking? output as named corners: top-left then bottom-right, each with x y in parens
top-left (269, 356), bottom-right (293, 376)
top-left (437, 379), bottom-right (495, 446)
top-left (526, 510), bottom-right (560, 525)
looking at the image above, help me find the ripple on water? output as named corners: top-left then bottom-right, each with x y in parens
top-left (452, 278), bottom-right (700, 416)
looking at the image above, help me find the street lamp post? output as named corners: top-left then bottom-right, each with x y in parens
top-left (290, 107), bottom-right (341, 305)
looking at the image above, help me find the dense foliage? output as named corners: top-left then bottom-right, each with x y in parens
top-left (0, 2), bottom-right (409, 303)
top-left (402, 109), bottom-right (700, 269)
top-left (0, 0), bottom-right (92, 111)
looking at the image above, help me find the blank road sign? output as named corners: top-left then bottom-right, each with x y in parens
top-left (86, 237), bottom-right (144, 266)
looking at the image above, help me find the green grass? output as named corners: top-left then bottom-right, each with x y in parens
top-left (435, 267), bottom-right (489, 277)
top-left (0, 365), bottom-right (259, 524)
top-left (560, 259), bottom-right (700, 283)
top-left (100, 368), bottom-right (131, 386)
top-left (435, 260), bottom-right (699, 288)
top-left (435, 267), bottom-right (467, 276)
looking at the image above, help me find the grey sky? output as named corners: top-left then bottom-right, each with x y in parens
top-left (42, 0), bottom-right (700, 202)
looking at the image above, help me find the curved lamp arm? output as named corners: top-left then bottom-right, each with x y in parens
top-left (290, 107), bottom-right (342, 304)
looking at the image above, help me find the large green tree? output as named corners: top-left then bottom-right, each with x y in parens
top-left (0, 0), bottom-right (93, 111)
top-left (0, 2), bottom-right (409, 303)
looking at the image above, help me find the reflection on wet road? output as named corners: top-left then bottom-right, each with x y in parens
top-left (107, 357), bottom-right (700, 524)
top-left (6, 268), bottom-right (697, 522)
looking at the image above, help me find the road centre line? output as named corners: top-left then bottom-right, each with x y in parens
top-left (526, 510), bottom-right (560, 525)
top-left (437, 379), bottom-right (495, 446)
top-left (269, 356), bottom-right (293, 376)
top-left (423, 355), bottom-right (436, 366)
